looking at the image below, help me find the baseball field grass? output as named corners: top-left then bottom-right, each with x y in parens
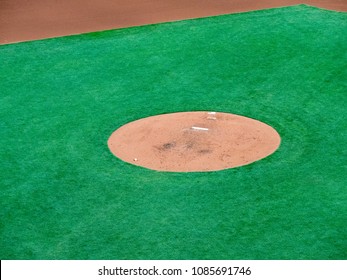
top-left (1, 5), bottom-right (346, 259)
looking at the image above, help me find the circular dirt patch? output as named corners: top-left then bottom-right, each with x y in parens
top-left (108, 111), bottom-right (281, 172)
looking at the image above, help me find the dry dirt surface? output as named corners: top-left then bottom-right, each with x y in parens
top-left (1, 0), bottom-right (346, 44)
top-left (108, 112), bottom-right (281, 172)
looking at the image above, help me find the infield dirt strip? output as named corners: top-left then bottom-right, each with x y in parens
top-left (0, 0), bottom-right (346, 44)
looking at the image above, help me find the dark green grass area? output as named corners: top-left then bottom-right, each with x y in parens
top-left (1, 5), bottom-right (346, 259)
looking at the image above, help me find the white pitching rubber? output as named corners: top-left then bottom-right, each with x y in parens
top-left (191, 126), bottom-right (209, 131)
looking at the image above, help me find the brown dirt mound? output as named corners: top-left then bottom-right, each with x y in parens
top-left (108, 111), bottom-right (281, 172)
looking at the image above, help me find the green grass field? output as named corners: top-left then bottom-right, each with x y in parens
top-left (1, 5), bottom-right (346, 260)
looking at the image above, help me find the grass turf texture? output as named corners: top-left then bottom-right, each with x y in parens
top-left (1, 5), bottom-right (346, 260)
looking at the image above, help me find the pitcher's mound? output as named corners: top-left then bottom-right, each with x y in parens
top-left (108, 111), bottom-right (281, 172)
